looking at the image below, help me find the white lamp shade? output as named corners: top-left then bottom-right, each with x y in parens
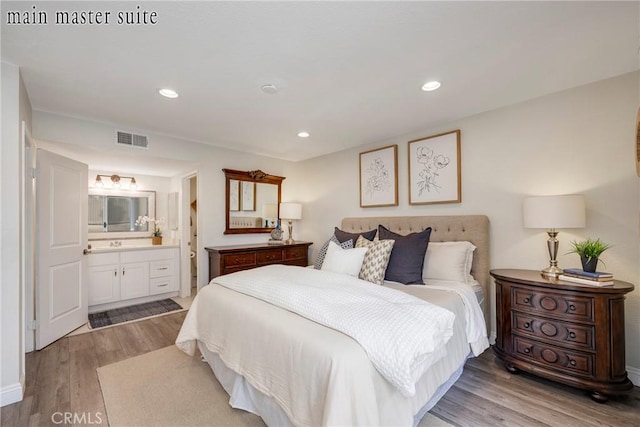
top-left (523, 195), bottom-right (585, 229)
top-left (279, 202), bottom-right (302, 220)
top-left (262, 203), bottom-right (278, 219)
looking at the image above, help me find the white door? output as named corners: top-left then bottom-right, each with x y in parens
top-left (36, 149), bottom-right (88, 349)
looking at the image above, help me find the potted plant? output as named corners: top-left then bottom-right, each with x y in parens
top-left (568, 238), bottom-right (611, 272)
top-left (136, 216), bottom-right (165, 245)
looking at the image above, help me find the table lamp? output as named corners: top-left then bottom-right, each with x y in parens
top-left (262, 203), bottom-right (278, 228)
top-left (279, 202), bottom-right (302, 244)
top-left (523, 194), bottom-right (585, 278)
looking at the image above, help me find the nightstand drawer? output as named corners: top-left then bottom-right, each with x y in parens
top-left (257, 249), bottom-right (283, 264)
top-left (514, 336), bottom-right (594, 377)
top-left (512, 312), bottom-right (594, 350)
top-left (512, 287), bottom-right (594, 322)
top-left (284, 247), bottom-right (306, 260)
top-left (223, 253), bottom-right (256, 268)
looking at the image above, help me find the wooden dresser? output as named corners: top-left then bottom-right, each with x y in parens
top-left (205, 241), bottom-right (312, 280)
top-left (491, 269), bottom-right (634, 402)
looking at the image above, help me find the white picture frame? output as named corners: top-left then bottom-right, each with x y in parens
top-left (241, 181), bottom-right (256, 211)
top-left (229, 180), bottom-right (240, 211)
top-left (408, 130), bottom-right (461, 205)
top-left (359, 144), bottom-right (398, 208)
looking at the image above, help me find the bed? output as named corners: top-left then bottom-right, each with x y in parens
top-left (176, 215), bottom-right (490, 426)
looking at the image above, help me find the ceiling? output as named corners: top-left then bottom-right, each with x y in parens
top-left (2, 1), bottom-right (639, 162)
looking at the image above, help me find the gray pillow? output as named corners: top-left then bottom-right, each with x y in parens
top-left (314, 235), bottom-right (354, 269)
top-left (378, 225), bottom-right (432, 284)
top-left (334, 227), bottom-right (376, 244)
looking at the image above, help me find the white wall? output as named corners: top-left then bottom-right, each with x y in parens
top-left (1, 62), bottom-right (31, 406)
top-left (288, 71), bottom-right (640, 376)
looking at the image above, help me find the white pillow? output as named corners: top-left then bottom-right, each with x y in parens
top-left (321, 240), bottom-right (368, 277)
top-left (422, 241), bottom-right (476, 284)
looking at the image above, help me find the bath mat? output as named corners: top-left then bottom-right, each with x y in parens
top-left (88, 299), bottom-right (183, 329)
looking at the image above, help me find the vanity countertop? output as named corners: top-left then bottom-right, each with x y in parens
top-left (90, 244), bottom-right (180, 254)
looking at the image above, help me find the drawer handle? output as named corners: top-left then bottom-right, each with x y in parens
top-left (158, 283), bottom-right (168, 287)
top-left (524, 347), bottom-right (531, 354)
top-left (524, 322), bottom-right (531, 329)
top-left (569, 359), bottom-right (577, 366)
top-left (523, 297), bottom-right (530, 304)
top-left (569, 331), bottom-right (576, 339)
top-left (569, 304), bottom-right (576, 311)
top-left (157, 267), bottom-right (168, 270)
top-left (114, 269), bottom-right (117, 277)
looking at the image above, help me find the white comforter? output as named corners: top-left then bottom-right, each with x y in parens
top-left (176, 265), bottom-right (487, 426)
top-left (209, 265), bottom-right (454, 397)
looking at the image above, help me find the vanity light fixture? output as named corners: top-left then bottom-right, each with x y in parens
top-left (158, 88), bottom-right (179, 98)
top-left (94, 174), bottom-right (137, 190)
top-left (421, 81), bottom-right (441, 92)
top-left (297, 131), bottom-right (310, 138)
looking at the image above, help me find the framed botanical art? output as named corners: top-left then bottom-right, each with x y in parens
top-left (241, 181), bottom-right (256, 211)
top-left (229, 179), bottom-right (240, 211)
top-left (359, 144), bottom-right (398, 208)
top-left (408, 130), bottom-right (461, 205)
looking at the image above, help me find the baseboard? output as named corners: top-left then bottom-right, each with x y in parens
top-left (627, 365), bottom-right (640, 387)
top-left (489, 330), bottom-right (496, 345)
top-left (0, 381), bottom-right (24, 407)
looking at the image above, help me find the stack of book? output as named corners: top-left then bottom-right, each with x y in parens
top-left (558, 268), bottom-right (614, 286)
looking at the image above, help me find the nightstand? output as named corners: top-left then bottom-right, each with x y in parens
top-left (491, 269), bottom-right (634, 402)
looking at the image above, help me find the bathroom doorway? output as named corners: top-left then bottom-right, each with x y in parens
top-left (189, 175), bottom-right (198, 294)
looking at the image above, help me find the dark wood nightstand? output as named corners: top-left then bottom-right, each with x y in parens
top-left (491, 269), bottom-right (634, 402)
top-left (205, 241), bottom-right (312, 281)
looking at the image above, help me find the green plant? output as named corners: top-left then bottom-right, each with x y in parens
top-left (568, 238), bottom-right (611, 262)
top-left (135, 216), bottom-right (164, 238)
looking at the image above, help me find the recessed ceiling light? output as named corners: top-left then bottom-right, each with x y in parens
top-left (261, 84), bottom-right (278, 94)
top-left (297, 131), bottom-right (310, 138)
top-left (158, 88), bottom-right (179, 98)
top-left (421, 81), bottom-right (441, 92)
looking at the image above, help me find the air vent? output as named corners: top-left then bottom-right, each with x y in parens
top-left (116, 131), bottom-right (149, 149)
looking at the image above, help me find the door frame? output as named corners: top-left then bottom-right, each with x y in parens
top-left (22, 121), bottom-right (36, 353)
top-left (180, 170), bottom-right (199, 296)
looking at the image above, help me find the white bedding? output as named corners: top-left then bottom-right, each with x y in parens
top-left (209, 265), bottom-right (455, 397)
top-left (175, 265), bottom-right (488, 426)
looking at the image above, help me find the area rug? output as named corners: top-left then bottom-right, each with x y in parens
top-left (88, 299), bottom-right (183, 329)
top-left (97, 346), bottom-right (453, 427)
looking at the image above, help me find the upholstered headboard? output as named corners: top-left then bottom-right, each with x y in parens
top-left (341, 215), bottom-right (490, 317)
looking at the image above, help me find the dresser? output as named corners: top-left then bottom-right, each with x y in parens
top-left (206, 241), bottom-right (312, 280)
top-left (491, 269), bottom-right (634, 402)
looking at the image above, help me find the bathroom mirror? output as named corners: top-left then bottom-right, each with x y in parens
top-left (88, 188), bottom-right (156, 239)
top-left (223, 169), bottom-right (284, 234)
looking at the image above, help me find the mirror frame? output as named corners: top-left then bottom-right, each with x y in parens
top-left (88, 188), bottom-right (157, 240)
top-left (223, 168), bottom-right (285, 234)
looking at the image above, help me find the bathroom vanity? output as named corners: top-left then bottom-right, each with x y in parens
top-left (88, 245), bottom-right (180, 313)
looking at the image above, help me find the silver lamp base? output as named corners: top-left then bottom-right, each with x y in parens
top-left (285, 220), bottom-right (294, 244)
top-left (541, 229), bottom-right (561, 279)
top-left (541, 266), bottom-right (563, 279)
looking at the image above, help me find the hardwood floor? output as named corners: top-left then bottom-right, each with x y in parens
top-left (1, 311), bottom-right (638, 427)
top-left (0, 312), bottom-right (187, 427)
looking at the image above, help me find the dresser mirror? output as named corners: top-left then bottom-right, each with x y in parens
top-left (88, 188), bottom-right (156, 239)
top-left (223, 168), bottom-right (285, 234)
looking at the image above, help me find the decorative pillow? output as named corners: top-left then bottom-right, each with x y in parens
top-left (378, 225), bottom-right (432, 284)
top-left (334, 227), bottom-right (377, 244)
top-left (423, 241), bottom-right (476, 284)
top-left (321, 241), bottom-right (368, 277)
top-left (314, 235), bottom-right (354, 269)
top-left (356, 236), bottom-right (395, 285)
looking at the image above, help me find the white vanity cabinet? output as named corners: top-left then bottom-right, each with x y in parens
top-left (88, 253), bottom-right (120, 305)
top-left (88, 247), bottom-right (180, 312)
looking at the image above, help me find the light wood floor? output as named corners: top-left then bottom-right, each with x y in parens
top-left (1, 311), bottom-right (638, 427)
